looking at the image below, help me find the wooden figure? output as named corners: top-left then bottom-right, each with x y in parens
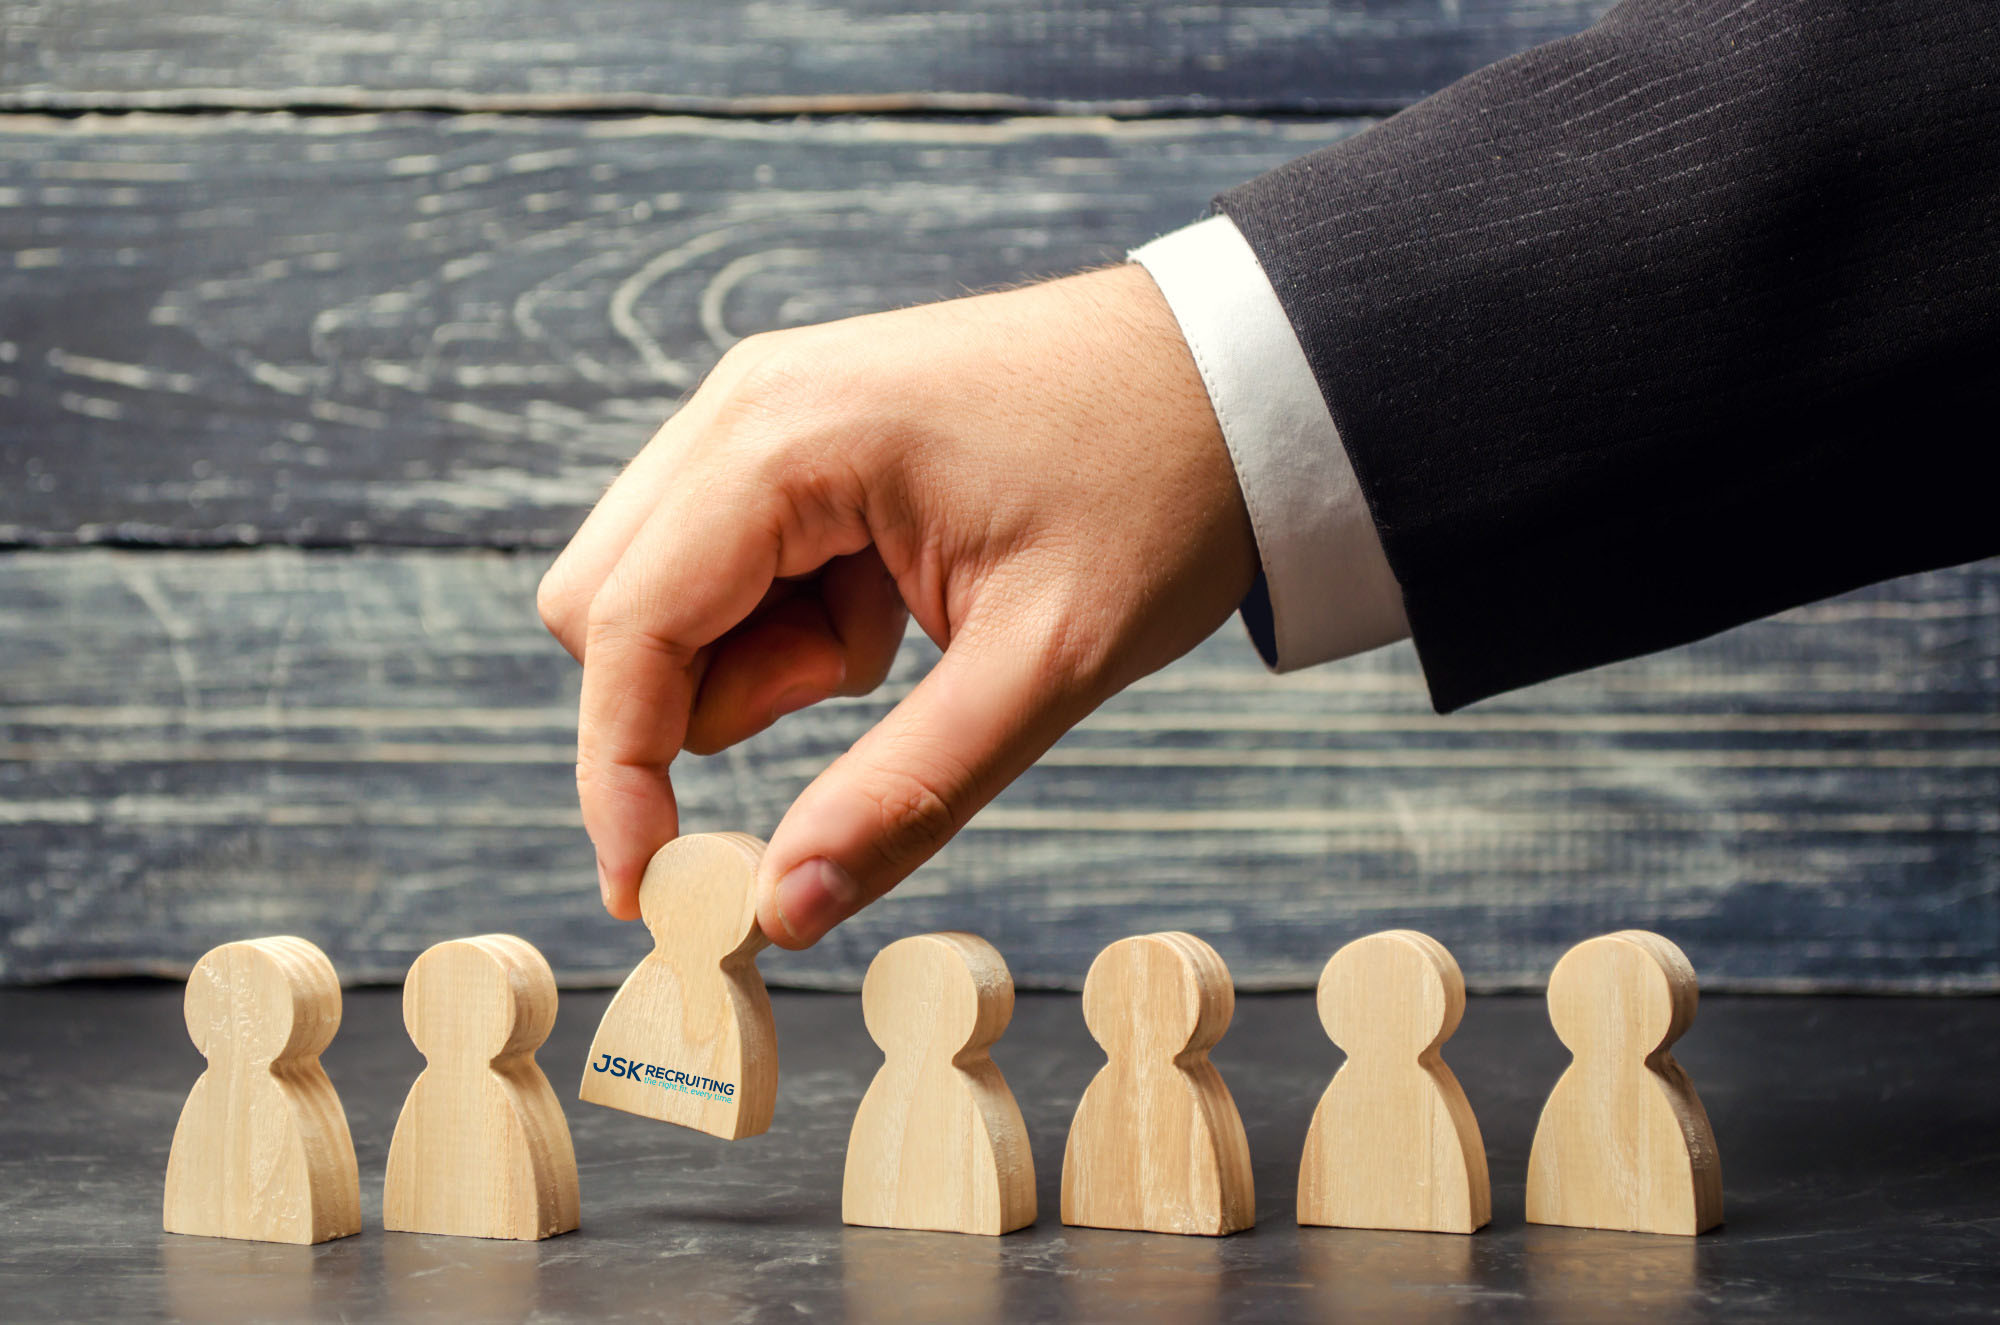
top-left (842, 932), bottom-right (1036, 1235)
top-left (1527, 930), bottom-right (1724, 1236)
top-left (580, 832), bottom-right (778, 1139)
top-left (1060, 932), bottom-right (1254, 1236)
top-left (1297, 930), bottom-right (1491, 1233)
top-left (384, 934), bottom-right (581, 1240)
top-left (163, 936), bottom-right (362, 1244)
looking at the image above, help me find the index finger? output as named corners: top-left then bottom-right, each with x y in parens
top-left (576, 477), bottom-right (788, 917)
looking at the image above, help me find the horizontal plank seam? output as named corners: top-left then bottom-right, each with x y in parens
top-left (0, 95), bottom-right (1418, 121)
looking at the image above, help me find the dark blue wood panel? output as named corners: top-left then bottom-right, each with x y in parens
top-left (0, 0), bottom-right (1613, 114)
top-left (1, 550), bottom-right (1992, 990)
top-left (0, 114), bottom-right (1364, 548)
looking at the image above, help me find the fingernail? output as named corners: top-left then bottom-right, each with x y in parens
top-left (769, 684), bottom-right (825, 724)
top-left (596, 854), bottom-right (614, 909)
top-left (773, 857), bottom-right (862, 946)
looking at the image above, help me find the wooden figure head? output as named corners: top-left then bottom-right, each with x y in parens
top-left (1318, 929), bottom-right (1466, 1061)
top-left (637, 831), bottom-right (768, 967)
top-left (1546, 930), bottom-right (1699, 1063)
top-left (1081, 932), bottom-right (1233, 1065)
top-left (184, 936), bottom-right (342, 1068)
top-left (862, 932), bottom-right (1014, 1061)
top-left (403, 934), bottom-right (558, 1066)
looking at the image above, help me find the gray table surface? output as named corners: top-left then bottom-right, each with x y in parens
top-left (2, 984), bottom-right (1996, 1321)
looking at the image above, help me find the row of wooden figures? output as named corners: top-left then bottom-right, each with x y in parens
top-left (162, 839), bottom-right (1721, 1248)
top-left (586, 833), bottom-right (1721, 1239)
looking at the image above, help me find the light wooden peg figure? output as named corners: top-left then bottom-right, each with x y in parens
top-left (1061, 932), bottom-right (1254, 1236)
top-left (384, 935), bottom-right (581, 1240)
top-left (163, 936), bottom-right (362, 1244)
top-left (581, 832), bottom-right (778, 1139)
top-left (1297, 930), bottom-right (1491, 1233)
top-left (1527, 930), bottom-right (1723, 1236)
top-left (843, 932), bottom-right (1036, 1235)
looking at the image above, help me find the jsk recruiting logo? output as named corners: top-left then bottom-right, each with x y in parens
top-left (589, 1053), bottom-right (737, 1101)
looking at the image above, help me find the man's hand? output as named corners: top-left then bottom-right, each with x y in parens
top-left (537, 263), bottom-right (1256, 948)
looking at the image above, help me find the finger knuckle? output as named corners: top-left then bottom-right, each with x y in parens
top-left (710, 347), bottom-right (874, 551)
top-left (1001, 570), bottom-right (1120, 695)
top-left (1041, 613), bottom-right (1116, 698)
top-left (719, 332), bottom-right (818, 421)
top-left (582, 578), bottom-right (626, 634)
top-left (584, 562), bottom-right (658, 644)
top-left (573, 735), bottom-right (663, 795)
top-left (536, 562), bottom-right (581, 639)
top-left (580, 599), bottom-right (698, 693)
top-left (713, 329), bottom-right (779, 379)
top-left (863, 761), bottom-right (963, 868)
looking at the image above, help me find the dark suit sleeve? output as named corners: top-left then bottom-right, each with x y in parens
top-left (1214, 0), bottom-right (2000, 711)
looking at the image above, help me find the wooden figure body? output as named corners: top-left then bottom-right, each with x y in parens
top-left (1060, 932), bottom-right (1254, 1236)
top-left (1527, 930), bottom-right (1723, 1236)
top-left (384, 934), bottom-right (581, 1240)
top-left (1297, 930), bottom-right (1491, 1233)
top-left (580, 832), bottom-right (778, 1139)
top-left (163, 936), bottom-right (361, 1244)
top-left (843, 932), bottom-right (1035, 1235)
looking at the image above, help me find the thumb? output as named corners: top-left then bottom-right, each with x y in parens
top-left (756, 625), bottom-right (1089, 949)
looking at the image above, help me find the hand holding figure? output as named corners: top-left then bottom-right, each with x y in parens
top-left (538, 265), bottom-right (1254, 947)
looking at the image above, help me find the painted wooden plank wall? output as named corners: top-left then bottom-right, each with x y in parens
top-left (1, 0), bottom-right (1614, 114)
top-left (1, 550), bottom-right (1994, 990)
top-left (1, 3), bottom-right (1993, 992)
top-left (0, 113), bottom-right (1363, 547)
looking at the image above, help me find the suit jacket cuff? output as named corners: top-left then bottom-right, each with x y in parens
top-left (1128, 215), bottom-right (1408, 672)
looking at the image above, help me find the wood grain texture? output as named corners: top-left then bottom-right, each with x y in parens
top-left (0, 0), bottom-right (1612, 115)
top-left (0, 113), bottom-right (1366, 549)
top-left (0, 0), bottom-right (1983, 1010)
top-left (1527, 931), bottom-right (1724, 1236)
top-left (1, 548), bottom-right (1996, 991)
top-left (843, 932), bottom-right (1036, 1235)
top-left (1297, 930), bottom-right (1490, 1233)
top-left (580, 833), bottom-right (777, 1138)
top-left (163, 936), bottom-right (361, 1244)
top-left (1061, 932), bottom-right (1254, 1235)
top-left (383, 934), bottom-right (579, 1240)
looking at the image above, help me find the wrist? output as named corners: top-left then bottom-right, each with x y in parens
top-left (1129, 217), bottom-right (1409, 672)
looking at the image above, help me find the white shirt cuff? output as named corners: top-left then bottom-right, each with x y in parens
top-left (1129, 214), bottom-right (1409, 671)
